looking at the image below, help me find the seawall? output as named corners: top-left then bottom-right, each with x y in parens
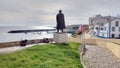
top-left (0, 38), bottom-right (53, 48)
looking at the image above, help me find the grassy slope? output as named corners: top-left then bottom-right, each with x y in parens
top-left (0, 42), bottom-right (83, 68)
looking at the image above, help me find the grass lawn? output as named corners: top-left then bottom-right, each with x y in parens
top-left (0, 42), bottom-right (83, 68)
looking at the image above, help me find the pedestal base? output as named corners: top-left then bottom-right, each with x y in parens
top-left (54, 33), bottom-right (68, 43)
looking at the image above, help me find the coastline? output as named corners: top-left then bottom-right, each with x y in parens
top-left (0, 38), bottom-right (53, 48)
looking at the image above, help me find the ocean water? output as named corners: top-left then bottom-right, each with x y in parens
top-left (0, 26), bottom-right (55, 43)
top-left (0, 26), bottom-right (71, 43)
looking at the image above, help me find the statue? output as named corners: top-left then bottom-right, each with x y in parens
top-left (56, 10), bottom-right (66, 33)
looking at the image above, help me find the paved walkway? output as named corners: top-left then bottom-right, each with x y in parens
top-left (81, 45), bottom-right (120, 68)
top-left (0, 43), bottom-right (45, 54)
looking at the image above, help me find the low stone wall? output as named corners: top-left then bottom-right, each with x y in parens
top-left (68, 37), bottom-right (96, 45)
top-left (68, 37), bottom-right (120, 58)
top-left (0, 38), bottom-right (53, 48)
top-left (96, 39), bottom-right (120, 58)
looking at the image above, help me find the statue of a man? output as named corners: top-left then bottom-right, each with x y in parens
top-left (56, 10), bottom-right (65, 33)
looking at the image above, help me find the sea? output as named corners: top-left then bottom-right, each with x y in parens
top-left (0, 26), bottom-right (56, 43)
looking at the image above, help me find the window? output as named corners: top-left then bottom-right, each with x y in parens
top-left (96, 27), bottom-right (98, 30)
top-left (115, 21), bottom-right (119, 26)
top-left (112, 34), bottom-right (115, 38)
top-left (119, 34), bottom-right (120, 37)
top-left (119, 27), bottom-right (120, 32)
top-left (101, 23), bottom-right (104, 26)
top-left (112, 27), bottom-right (115, 31)
top-left (101, 28), bottom-right (103, 30)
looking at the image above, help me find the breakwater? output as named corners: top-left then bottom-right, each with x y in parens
top-left (0, 38), bottom-right (53, 48)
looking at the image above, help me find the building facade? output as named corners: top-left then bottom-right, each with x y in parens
top-left (89, 15), bottom-right (120, 38)
top-left (110, 19), bottom-right (120, 38)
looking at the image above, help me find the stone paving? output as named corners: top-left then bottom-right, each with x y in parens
top-left (81, 45), bottom-right (120, 68)
top-left (0, 43), bottom-right (45, 54)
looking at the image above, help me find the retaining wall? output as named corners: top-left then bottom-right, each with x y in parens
top-left (68, 37), bottom-right (96, 45)
top-left (96, 39), bottom-right (120, 58)
top-left (0, 38), bottom-right (53, 48)
top-left (68, 37), bottom-right (120, 58)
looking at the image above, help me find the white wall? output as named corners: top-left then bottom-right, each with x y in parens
top-left (93, 24), bottom-right (99, 36)
top-left (110, 19), bottom-right (120, 38)
top-left (99, 22), bottom-right (109, 38)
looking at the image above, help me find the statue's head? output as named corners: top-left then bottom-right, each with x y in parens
top-left (59, 10), bottom-right (62, 13)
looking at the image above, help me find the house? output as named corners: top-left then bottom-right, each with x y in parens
top-left (110, 18), bottom-right (120, 38)
top-left (89, 15), bottom-right (120, 38)
top-left (77, 24), bottom-right (89, 34)
top-left (89, 15), bottom-right (104, 37)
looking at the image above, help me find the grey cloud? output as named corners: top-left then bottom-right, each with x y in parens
top-left (0, 0), bottom-right (120, 26)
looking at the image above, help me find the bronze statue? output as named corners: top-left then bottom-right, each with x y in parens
top-left (56, 10), bottom-right (65, 33)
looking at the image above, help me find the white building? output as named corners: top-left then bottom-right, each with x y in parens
top-left (98, 22), bottom-right (109, 38)
top-left (89, 15), bottom-right (120, 38)
top-left (110, 18), bottom-right (120, 38)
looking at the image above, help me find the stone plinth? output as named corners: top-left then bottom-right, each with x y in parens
top-left (54, 33), bottom-right (68, 43)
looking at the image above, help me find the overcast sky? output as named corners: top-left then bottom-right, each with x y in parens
top-left (0, 0), bottom-right (120, 26)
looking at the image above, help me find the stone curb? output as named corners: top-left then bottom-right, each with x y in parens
top-left (80, 56), bottom-right (87, 68)
top-left (79, 45), bottom-right (87, 68)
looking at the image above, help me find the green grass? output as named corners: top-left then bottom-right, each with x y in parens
top-left (0, 42), bottom-right (83, 68)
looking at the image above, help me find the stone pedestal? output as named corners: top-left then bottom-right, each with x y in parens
top-left (54, 33), bottom-right (68, 43)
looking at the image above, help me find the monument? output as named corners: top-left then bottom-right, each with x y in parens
top-left (54, 10), bottom-right (67, 43)
top-left (56, 10), bottom-right (65, 33)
